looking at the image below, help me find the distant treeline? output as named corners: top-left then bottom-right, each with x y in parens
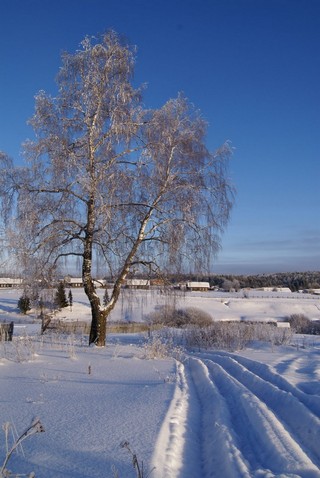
top-left (164, 271), bottom-right (320, 292)
top-left (207, 271), bottom-right (320, 292)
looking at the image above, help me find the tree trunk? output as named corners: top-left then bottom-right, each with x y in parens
top-left (83, 175), bottom-right (104, 345)
top-left (83, 256), bottom-right (106, 345)
top-left (89, 304), bottom-right (107, 346)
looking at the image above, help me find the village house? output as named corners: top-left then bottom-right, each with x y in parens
top-left (276, 322), bottom-right (291, 328)
top-left (256, 287), bottom-right (292, 293)
top-left (64, 277), bottom-right (83, 288)
top-left (0, 278), bottom-right (23, 288)
top-left (125, 279), bottom-right (150, 289)
top-left (185, 281), bottom-right (210, 292)
top-left (64, 277), bottom-right (106, 288)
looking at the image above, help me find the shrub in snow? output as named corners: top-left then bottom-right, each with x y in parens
top-left (0, 333), bottom-right (38, 363)
top-left (183, 322), bottom-right (293, 351)
top-left (147, 306), bottom-right (212, 328)
top-left (287, 314), bottom-right (320, 334)
top-left (288, 314), bottom-right (310, 333)
top-left (13, 334), bottom-right (37, 362)
top-left (270, 326), bottom-right (293, 346)
top-left (142, 333), bottom-right (184, 361)
top-left (222, 278), bottom-right (240, 292)
top-left (183, 322), bottom-right (251, 351)
top-left (143, 335), bottom-right (172, 359)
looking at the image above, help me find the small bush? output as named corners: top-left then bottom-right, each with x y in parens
top-left (142, 335), bottom-right (174, 359)
top-left (185, 322), bottom-right (254, 351)
top-left (181, 322), bottom-right (293, 351)
top-left (147, 306), bottom-right (212, 328)
top-left (271, 327), bottom-right (293, 345)
top-left (287, 314), bottom-right (320, 334)
top-left (142, 333), bottom-right (184, 360)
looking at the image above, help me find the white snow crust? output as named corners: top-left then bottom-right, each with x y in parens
top-left (0, 288), bottom-right (319, 477)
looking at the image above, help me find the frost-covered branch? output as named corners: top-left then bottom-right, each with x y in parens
top-left (1, 418), bottom-right (45, 477)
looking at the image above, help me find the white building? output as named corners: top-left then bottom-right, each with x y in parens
top-left (276, 322), bottom-right (291, 328)
top-left (64, 277), bottom-right (83, 287)
top-left (125, 279), bottom-right (150, 289)
top-left (64, 277), bottom-right (105, 288)
top-left (0, 278), bottom-right (23, 288)
top-left (186, 281), bottom-right (210, 292)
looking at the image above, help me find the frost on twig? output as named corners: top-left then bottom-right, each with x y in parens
top-left (119, 441), bottom-right (155, 478)
top-left (1, 418), bottom-right (45, 477)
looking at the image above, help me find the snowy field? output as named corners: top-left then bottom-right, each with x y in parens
top-left (0, 288), bottom-right (320, 477)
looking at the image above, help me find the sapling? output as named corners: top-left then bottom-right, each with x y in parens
top-left (68, 289), bottom-right (73, 311)
top-left (17, 296), bottom-right (31, 315)
top-left (54, 282), bottom-right (68, 309)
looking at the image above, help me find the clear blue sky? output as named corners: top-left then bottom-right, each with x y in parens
top-left (1, 0), bottom-right (319, 275)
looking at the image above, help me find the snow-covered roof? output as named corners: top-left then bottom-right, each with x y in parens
top-left (186, 281), bottom-right (210, 288)
top-left (0, 278), bottom-right (23, 285)
top-left (67, 277), bottom-right (83, 284)
top-left (126, 279), bottom-right (150, 286)
top-left (309, 289), bottom-right (320, 295)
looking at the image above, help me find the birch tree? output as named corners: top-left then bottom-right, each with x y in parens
top-left (2, 32), bottom-right (234, 346)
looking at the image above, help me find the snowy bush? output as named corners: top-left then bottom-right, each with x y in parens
top-left (287, 314), bottom-right (320, 334)
top-left (182, 322), bottom-right (293, 351)
top-left (182, 322), bottom-right (251, 351)
top-left (142, 333), bottom-right (184, 361)
top-left (147, 306), bottom-right (212, 328)
top-left (0, 334), bottom-right (38, 363)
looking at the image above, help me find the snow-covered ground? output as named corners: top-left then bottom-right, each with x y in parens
top-left (0, 288), bottom-right (320, 477)
top-left (55, 287), bottom-right (320, 325)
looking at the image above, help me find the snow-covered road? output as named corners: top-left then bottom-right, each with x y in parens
top-left (153, 352), bottom-right (320, 478)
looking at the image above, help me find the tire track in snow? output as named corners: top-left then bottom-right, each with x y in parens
top-left (204, 358), bottom-right (320, 477)
top-left (200, 352), bottom-right (320, 467)
top-left (188, 357), bottom-right (252, 478)
top-left (153, 354), bottom-right (320, 477)
top-left (220, 352), bottom-right (320, 416)
top-left (152, 361), bottom-right (202, 478)
top-left (152, 358), bottom-right (251, 478)
top-left (274, 354), bottom-right (320, 396)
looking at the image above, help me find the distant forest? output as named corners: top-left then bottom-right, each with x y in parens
top-left (172, 271), bottom-right (320, 292)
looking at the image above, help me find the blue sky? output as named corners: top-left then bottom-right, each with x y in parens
top-left (1, 0), bottom-right (319, 275)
